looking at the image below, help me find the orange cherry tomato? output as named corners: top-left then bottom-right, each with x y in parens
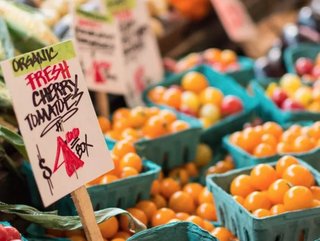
top-left (230, 174), bottom-right (255, 198)
top-left (283, 186), bottom-right (313, 211)
top-left (244, 191), bottom-right (272, 212)
top-left (275, 155), bottom-right (299, 176)
top-left (282, 164), bottom-right (315, 188)
top-left (267, 179), bottom-right (291, 205)
top-left (250, 164), bottom-right (278, 191)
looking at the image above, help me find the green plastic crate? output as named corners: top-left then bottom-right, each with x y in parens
top-left (127, 221), bottom-right (218, 241)
top-left (251, 80), bottom-right (320, 124)
top-left (284, 43), bottom-right (320, 76)
top-left (206, 160), bottom-right (320, 241)
top-left (0, 221), bottom-right (28, 241)
top-left (143, 65), bottom-right (258, 149)
top-left (22, 160), bottom-right (161, 215)
top-left (106, 109), bottom-right (202, 171)
top-left (222, 134), bottom-right (320, 170)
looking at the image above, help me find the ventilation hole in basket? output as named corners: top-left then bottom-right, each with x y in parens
top-left (299, 230), bottom-right (307, 241)
top-left (116, 198), bottom-right (123, 208)
top-left (244, 228), bottom-right (250, 241)
top-left (135, 192), bottom-right (143, 203)
top-left (162, 152), bottom-right (169, 171)
top-left (183, 147), bottom-right (189, 163)
top-left (218, 207), bottom-right (225, 225)
top-left (274, 234), bottom-right (282, 241)
top-left (231, 218), bottom-right (238, 237)
top-left (94, 203), bottom-right (101, 211)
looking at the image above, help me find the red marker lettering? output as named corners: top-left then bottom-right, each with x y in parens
top-left (25, 60), bottom-right (71, 91)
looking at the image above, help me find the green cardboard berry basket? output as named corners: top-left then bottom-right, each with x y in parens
top-left (0, 221), bottom-right (28, 241)
top-left (284, 43), bottom-right (320, 75)
top-left (197, 145), bottom-right (231, 185)
top-left (251, 79), bottom-right (320, 124)
top-left (106, 109), bottom-right (202, 171)
top-left (206, 160), bottom-right (320, 241)
top-left (143, 65), bottom-right (258, 149)
top-left (222, 134), bottom-right (320, 170)
top-left (225, 56), bottom-right (255, 87)
top-left (22, 160), bottom-right (161, 215)
top-left (25, 225), bottom-right (68, 241)
top-left (127, 221), bottom-right (218, 241)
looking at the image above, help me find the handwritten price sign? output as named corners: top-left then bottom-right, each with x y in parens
top-left (105, 0), bottom-right (164, 106)
top-left (1, 41), bottom-right (113, 207)
top-left (73, 9), bottom-right (127, 94)
top-left (72, 1), bottom-right (163, 106)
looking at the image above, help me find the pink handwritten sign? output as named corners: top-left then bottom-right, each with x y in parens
top-left (1, 41), bottom-right (114, 207)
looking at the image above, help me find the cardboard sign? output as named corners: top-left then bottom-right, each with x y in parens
top-left (1, 41), bottom-right (114, 207)
top-left (105, 0), bottom-right (164, 106)
top-left (210, 0), bottom-right (257, 42)
top-left (72, 8), bottom-right (127, 94)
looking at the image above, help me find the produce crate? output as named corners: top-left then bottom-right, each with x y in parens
top-left (222, 134), bottom-right (320, 170)
top-left (284, 43), bottom-right (320, 75)
top-left (127, 221), bottom-right (218, 241)
top-left (22, 160), bottom-right (161, 215)
top-left (251, 80), bottom-right (320, 124)
top-left (0, 221), bottom-right (28, 241)
top-left (106, 109), bottom-right (202, 171)
top-left (223, 57), bottom-right (254, 87)
top-left (143, 65), bottom-right (257, 149)
top-left (206, 160), bottom-right (320, 241)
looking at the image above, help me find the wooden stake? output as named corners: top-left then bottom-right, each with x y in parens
top-left (71, 186), bottom-right (104, 241)
top-left (95, 92), bottom-right (109, 118)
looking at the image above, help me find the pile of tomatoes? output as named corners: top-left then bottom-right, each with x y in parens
top-left (87, 139), bottom-right (144, 186)
top-left (46, 142), bottom-right (238, 241)
top-left (230, 155), bottom-right (320, 218)
top-left (148, 71), bottom-right (243, 128)
top-left (99, 107), bottom-right (190, 141)
top-left (229, 121), bottom-right (320, 158)
top-left (294, 54), bottom-right (320, 83)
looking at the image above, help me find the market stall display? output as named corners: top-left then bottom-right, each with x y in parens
top-left (0, 0), bottom-right (319, 240)
top-left (224, 121), bottom-right (320, 169)
top-left (144, 65), bottom-right (257, 148)
top-left (207, 157), bottom-right (320, 241)
top-left (252, 74), bottom-right (320, 124)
